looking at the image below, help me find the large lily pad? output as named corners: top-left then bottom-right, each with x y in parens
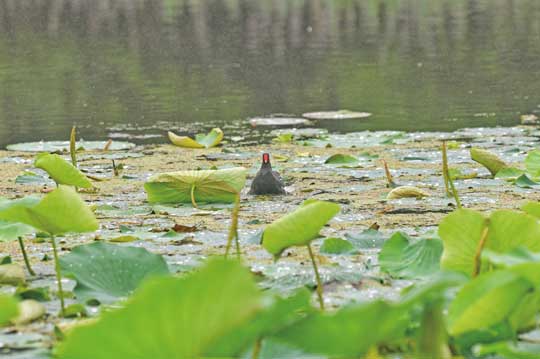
top-left (6, 140), bottom-right (134, 152)
top-left (0, 186), bottom-right (98, 235)
top-left (525, 149), bottom-right (540, 178)
top-left (262, 200), bottom-right (340, 259)
top-left (34, 153), bottom-right (92, 188)
top-left (56, 259), bottom-right (263, 359)
top-left (59, 242), bottom-right (170, 304)
top-left (379, 232), bottom-right (443, 278)
top-left (145, 167), bottom-right (247, 204)
top-left (168, 128), bottom-right (223, 148)
top-left (302, 110), bottom-right (372, 120)
top-left (438, 209), bottom-right (540, 276)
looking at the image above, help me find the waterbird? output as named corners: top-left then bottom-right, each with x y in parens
top-left (249, 153), bottom-right (286, 195)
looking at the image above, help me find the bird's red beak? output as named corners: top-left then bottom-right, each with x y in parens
top-left (262, 153), bottom-right (270, 164)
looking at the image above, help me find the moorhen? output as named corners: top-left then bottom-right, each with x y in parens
top-left (249, 153), bottom-right (286, 195)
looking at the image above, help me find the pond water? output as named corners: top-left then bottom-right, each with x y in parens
top-left (1, 0), bottom-right (540, 147)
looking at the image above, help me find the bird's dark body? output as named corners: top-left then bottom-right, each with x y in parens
top-left (249, 154), bottom-right (286, 195)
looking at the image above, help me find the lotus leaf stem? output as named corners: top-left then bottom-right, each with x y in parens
top-left (190, 184), bottom-right (198, 208)
top-left (473, 224), bottom-right (490, 277)
top-left (447, 170), bottom-right (462, 209)
top-left (442, 141), bottom-right (451, 196)
top-left (307, 243), bottom-right (325, 311)
top-left (251, 338), bottom-right (262, 359)
top-left (70, 126), bottom-right (77, 167)
top-left (225, 193), bottom-right (241, 259)
top-left (17, 237), bottom-right (35, 276)
top-left (50, 235), bottom-right (66, 316)
top-left (382, 160), bottom-right (396, 188)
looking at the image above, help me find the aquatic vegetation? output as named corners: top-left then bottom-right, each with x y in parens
top-left (6, 140), bottom-right (135, 152)
top-left (0, 186), bottom-right (98, 316)
top-left (319, 237), bottom-right (355, 255)
top-left (0, 295), bottom-right (18, 326)
top-left (34, 153), bottom-right (93, 188)
top-left (387, 185), bottom-right (430, 199)
top-left (168, 128), bottom-right (223, 148)
top-left (262, 200), bottom-right (340, 310)
top-left (470, 147), bottom-right (508, 177)
top-left (144, 167), bottom-right (247, 207)
top-left (0, 219), bottom-right (36, 275)
top-left (59, 242), bottom-right (170, 305)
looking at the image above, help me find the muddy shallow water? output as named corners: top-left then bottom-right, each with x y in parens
top-left (1, 125), bottom-right (539, 357)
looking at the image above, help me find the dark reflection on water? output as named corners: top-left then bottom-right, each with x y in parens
top-left (1, 0), bottom-right (540, 147)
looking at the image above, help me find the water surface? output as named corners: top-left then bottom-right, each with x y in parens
top-left (1, 0), bottom-right (540, 147)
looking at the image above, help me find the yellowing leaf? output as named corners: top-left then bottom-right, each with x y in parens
top-left (168, 128), bottom-right (224, 149)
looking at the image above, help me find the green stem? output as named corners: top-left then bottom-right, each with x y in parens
top-left (442, 141), bottom-right (451, 196)
top-left (17, 237), bottom-right (35, 276)
top-left (251, 338), bottom-right (262, 359)
top-left (70, 126), bottom-right (77, 167)
top-left (50, 235), bottom-right (65, 316)
top-left (447, 170), bottom-right (462, 209)
top-left (190, 184), bottom-right (198, 208)
top-left (473, 224), bottom-right (490, 278)
top-left (225, 194), bottom-right (241, 259)
top-left (307, 243), bottom-right (324, 311)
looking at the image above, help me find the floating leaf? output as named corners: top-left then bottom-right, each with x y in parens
top-left (447, 270), bottom-right (531, 336)
top-left (262, 200), bottom-right (340, 259)
top-left (302, 110), bottom-right (372, 120)
top-left (495, 167), bottom-right (525, 180)
top-left (319, 238), bottom-right (355, 255)
top-left (12, 300), bottom-right (46, 325)
top-left (324, 154), bottom-right (359, 165)
top-left (470, 147), bottom-right (508, 177)
top-left (15, 171), bottom-right (49, 185)
top-left (0, 264), bottom-right (26, 286)
top-left (145, 167), bottom-right (247, 205)
top-left (56, 259), bottom-right (263, 359)
top-left (34, 153), bottom-right (92, 188)
top-left (522, 201), bottom-right (540, 219)
top-left (108, 235), bottom-right (139, 243)
top-left (515, 174), bottom-right (540, 188)
top-left (439, 209), bottom-right (540, 276)
top-left (0, 295), bottom-right (18, 326)
top-left (0, 186), bottom-right (98, 235)
top-left (379, 232), bottom-right (443, 279)
top-left (168, 128), bottom-right (223, 149)
top-left (387, 186), bottom-right (430, 199)
top-left (249, 117), bottom-right (311, 127)
top-left (345, 229), bottom-right (387, 249)
top-left (273, 134), bottom-right (294, 143)
top-left (6, 141), bottom-right (134, 152)
top-left (59, 242), bottom-right (170, 304)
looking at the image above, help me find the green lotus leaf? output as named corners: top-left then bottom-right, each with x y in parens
top-left (0, 220), bottom-right (34, 242)
top-left (379, 232), bottom-right (443, 279)
top-left (448, 270), bottom-right (532, 336)
top-left (470, 147), bottom-right (508, 177)
top-left (34, 153), bottom-right (92, 188)
top-left (59, 242), bottom-right (170, 304)
top-left (324, 154), bottom-right (359, 165)
top-left (0, 295), bottom-right (18, 326)
top-left (275, 300), bottom-right (408, 358)
top-left (144, 167), bottom-right (247, 204)
top-left (168, 128), bottom-right (223, 149)
top-left (262, 200), bottom-right (340, 259)
top-left (522, 201), bottom-right (540, 219)
top-left (526, 149), bottom-right (540, 178)
top-left (439, 209), bottom-right (540, 276)
top-left (56, 259), bottom-right (263, 359)
top-left (319, 237), bottom-right (355, 255)
top-left (0, 186), bottom-right (98, 235)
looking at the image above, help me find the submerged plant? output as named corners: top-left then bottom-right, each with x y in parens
top-left (261, 200), bottom-right (340, 310)
top-left (0, 186), bottom-right (98, 316)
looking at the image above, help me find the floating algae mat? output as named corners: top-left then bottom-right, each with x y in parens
top-left (2, 126), bottom-right (540, 357)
